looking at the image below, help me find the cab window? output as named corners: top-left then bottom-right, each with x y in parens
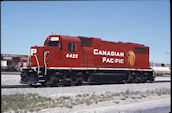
top-left (59, 41), bottom-right (62, 50)
top-left (48, 41), bottom-right (58, 47)
top-left (68, 43), bottom-right (71, 51)
top-left (72, 43), bottom-right (77, 51)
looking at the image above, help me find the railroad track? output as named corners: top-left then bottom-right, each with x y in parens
top-left (1, 72), bottom-right (21, 75)
top-left (1, 80), bottom-right (170, 89)
top-left (154, 80), bottom-right (171, 83)
top-left (1, 84), bottom-right (35, 88)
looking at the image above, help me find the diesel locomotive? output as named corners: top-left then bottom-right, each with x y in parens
top-left (20, 34), bottom-right (155, 86)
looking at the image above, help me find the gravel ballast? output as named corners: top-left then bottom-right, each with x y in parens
top-left (1, 82), bottom-right (170, 98)
top-left (1, 74), bottom-right (171, 113)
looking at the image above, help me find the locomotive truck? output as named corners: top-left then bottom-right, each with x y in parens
top-left (20, 34), bottom-right (155, 86)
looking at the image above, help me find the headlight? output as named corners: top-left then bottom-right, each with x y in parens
top-left (51, 37), bottom-right (59, 41)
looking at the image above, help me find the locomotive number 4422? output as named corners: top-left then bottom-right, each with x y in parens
top-left (66, 53), bottom-right (79, 58)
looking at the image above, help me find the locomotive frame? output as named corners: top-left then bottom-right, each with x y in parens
top-left (21, 34), bottom-right (155, 86)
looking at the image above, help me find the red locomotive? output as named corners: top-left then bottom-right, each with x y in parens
top-left (21, 34), bottom-right (154, 86)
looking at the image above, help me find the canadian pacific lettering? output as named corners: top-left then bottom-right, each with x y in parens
top-left (93, 49), bottom-right (125, 64)
top-left (93, 49), bottom-right (124, 57)
top-left (102, 57), bottom-right (124, 64)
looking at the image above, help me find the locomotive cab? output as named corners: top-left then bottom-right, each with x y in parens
top-left (21, 35), bottom-right (82, 86)
top-left (30, 35), bottom-right (63, 69)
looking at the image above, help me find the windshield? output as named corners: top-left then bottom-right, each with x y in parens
top-left (47, 41), bottom-right (58, 47)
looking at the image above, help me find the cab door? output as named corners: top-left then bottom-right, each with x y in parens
top-left (46, 41), bottom-right (63, 67)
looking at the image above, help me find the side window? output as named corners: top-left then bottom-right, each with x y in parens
top-left (72, 43), bottom-right (77, 51)
top-left (59, 41), bottom-right (62, 50)
top-left (68, 43), bottom-right (71, 51)
top-left (68, 43), bottom-right (77, 52)
top-left (135, 47), bottom-right (148, 54)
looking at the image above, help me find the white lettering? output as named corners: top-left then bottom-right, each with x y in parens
top-left (102, 51), bottom-right (107, 55)
top-left (98, 50), bottom-right (103, 55)
top-left (102, 57), bottom-right (124, 64)
top-left (120, 52), bottom-right (124, 57)
top-left (66, 53), bottom-right (78, 59)
top-left (93, 49), bottom-right (124, 57)
top-left (94, 49), bottom-right (98, 55)
top-left (102, 57), bottom-right (106, 63)
top-left (106, 58), bottom-right (110, 63)
top-left (31, 49), bottom-right (37, 55)
top-left (107, 51), bottom-right (111, 56)
top-left (111, 51), bottom-right (115, 56)
top-left (121, 59), bottom-right (124, 63)
top-left (93, 49), bottom-right (125, 64)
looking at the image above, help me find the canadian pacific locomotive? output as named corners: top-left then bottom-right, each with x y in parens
top-left (20, 34), bottom-right (155, 86)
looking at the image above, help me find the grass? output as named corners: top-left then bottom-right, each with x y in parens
top-left (2, 88), bottom-right (170, 113)
top-left (1, 93), bottom-right (53, 113)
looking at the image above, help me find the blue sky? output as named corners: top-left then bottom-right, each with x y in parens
top-left (1, 1), bottom-right (170, 63)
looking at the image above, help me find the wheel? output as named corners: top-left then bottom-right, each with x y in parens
top-left (74, 78), bottom-right (82, 86)
top-left (28, 73), bottom-right (38, 85)
top-left (49, 75), bottom-right (58, 87)
top-left (146, 72), bottom-right (155, 83)
top-left (140, 76), bottom-right (146, 83)
top-left (40, 82), bottom-right (47, 87)
top-left (57, 76), bottom-right (64, 86)
top-left (20, 72), bottom-right (30, 84)
top-left (134, 76), bottom-right (142, 83)
top-left (126, 74), bottom-right (134, 83)
top-left (47, 73), bottom-right (64, 87)
top-left (147, 77), bottom-right (154, 83)
top-left (63, 77), bottom-right (72, 86)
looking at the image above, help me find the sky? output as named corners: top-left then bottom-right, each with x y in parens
top-left (1, 1), bottom-right (170, 63)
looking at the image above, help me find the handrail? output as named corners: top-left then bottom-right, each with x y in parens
top-left (34, 54), bottom-right (40, 74)
top-left (44, 51), bottom-right (49, 75)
